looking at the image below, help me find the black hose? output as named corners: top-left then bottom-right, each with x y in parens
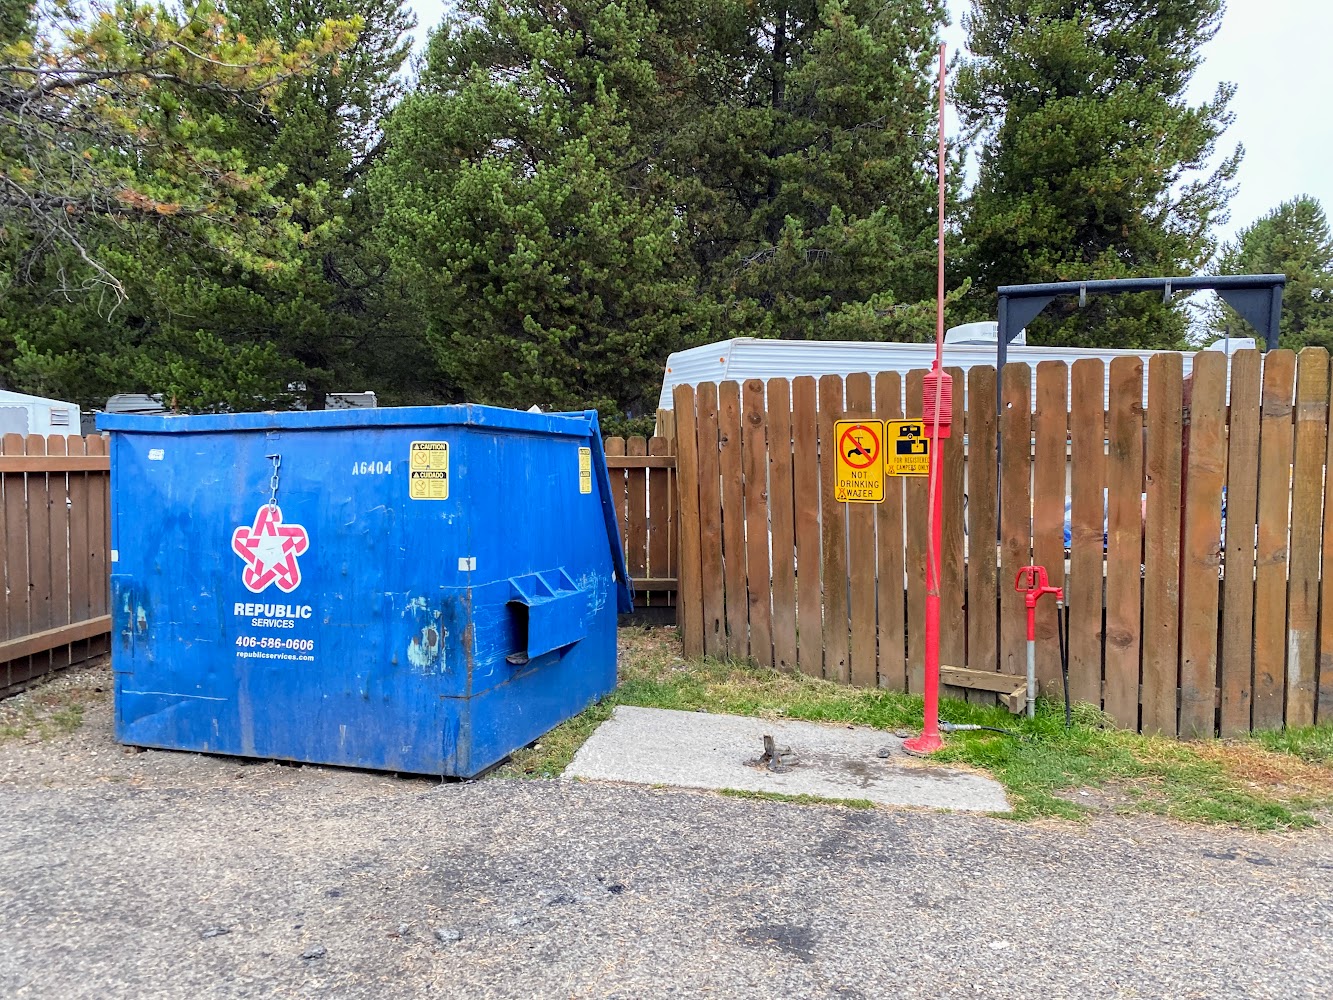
top-left (1057, 599), bottom-right (1071, 729)
top-left (939, 722), bottom-right (1019, 737)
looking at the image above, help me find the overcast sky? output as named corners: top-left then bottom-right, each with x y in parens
top-left (405, 0), bottom-right (1332, 245)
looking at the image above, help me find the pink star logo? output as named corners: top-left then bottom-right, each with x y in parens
top-left (231, 504), bottom-right (310, 594)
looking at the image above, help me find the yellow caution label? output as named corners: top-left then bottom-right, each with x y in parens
top-left (409, 441), bottom-right (449, 500)
top-left (885, 421), bottom-right (929, 477)
top-left (578, 446), bottom-right (593, 494)
top-left (833, 419), bottom-right (884, 503)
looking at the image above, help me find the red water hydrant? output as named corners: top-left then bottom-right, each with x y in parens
top-left (1015, 566), bottom-right (1063, 719)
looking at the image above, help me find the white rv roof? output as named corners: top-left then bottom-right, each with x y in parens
top-left (0, 389), bottom-right (80, 408)
top-left (658, 337), bottom-right (1255, 411)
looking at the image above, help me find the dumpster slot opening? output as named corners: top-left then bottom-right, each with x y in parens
top-left (506, 569), bottom-right (590, 665)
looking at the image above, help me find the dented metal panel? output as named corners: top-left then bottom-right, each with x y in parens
top-left (98, 404), bottom-right (629, 777)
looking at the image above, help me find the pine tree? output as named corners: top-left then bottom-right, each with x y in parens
top-left (2, 0), bottom-right (421, 411)
top-left (659, 0), bottom-right (952, 342)
top-left (371, 2), bottom-right (702, 430)
top-left (955, 0), bottom-right (1240, 348)
top-left (1212, 196), bottom-right (1333, 349)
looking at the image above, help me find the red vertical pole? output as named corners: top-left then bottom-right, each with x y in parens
top-left (903, 42), bottom-right (949, 756)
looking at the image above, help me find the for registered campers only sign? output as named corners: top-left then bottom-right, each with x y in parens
top-left (833, 420), bottom-right (884, 503)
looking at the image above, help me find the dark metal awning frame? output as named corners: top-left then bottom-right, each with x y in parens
top-left (995, 275), bottom-right (1286, 370)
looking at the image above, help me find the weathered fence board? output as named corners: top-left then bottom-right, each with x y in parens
top-left (1068, 359), bottom-right (1105, 706)
top-left (874, 371), bottom-right (907, 691)
top-left (1033, 361), bottom-right (1067, 693)
top-left (1220, 351), bottom-right (1261, 734)
top-left (1254, 351), bottom-right (1296, 730)
top-left (718, 382), bottom-right (747, 660)
top-left (792, 377), bottom-right (824, 677)
top-left (818, 374), bottom-right (849, 683)
top-left (741, 380), bottom-right (773, 668)
top-left (767, 380), bottom-right (798, 673)
top-left (964, 366), bottom-right (999, 704)
top-left (845, 373), bottom-right (878, 688)
top-left (1104, 358), bottom-right (1145, 729)
top-left (1178, 351), bottom-right (1228, 738)
top-left (999, 364), bottom-right (1031, 682)
top-left (1142, 353), bottom-right (1184, 737)
top-left (1287, 348), bottom-right (1328, 726)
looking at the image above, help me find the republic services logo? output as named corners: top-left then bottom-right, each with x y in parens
top-left (231, 504), bottom-right (310, 594)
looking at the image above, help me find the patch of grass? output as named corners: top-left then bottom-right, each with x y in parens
top-left (0, 669), bottom-right (103, 743)
top-left (1250, 723), bottom-right (1333, 765)
top-left (717, 789), bottom-right (876, 809)
top-left (494, 700), bottom-right (616, 778)
top-left (496, 627), bottom-right (1333, 831)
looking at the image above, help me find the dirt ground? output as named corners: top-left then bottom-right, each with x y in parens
top-left (2, 660), bottom-right (1333, 999)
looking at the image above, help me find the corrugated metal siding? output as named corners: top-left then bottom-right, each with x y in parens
top-left (658, 338), bottom-right (1251, 412)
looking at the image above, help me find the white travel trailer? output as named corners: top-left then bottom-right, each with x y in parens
top-left (0, 389), bottom-right (81, 437)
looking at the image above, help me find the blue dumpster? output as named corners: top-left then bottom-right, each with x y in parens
top-left (97, 405), bottom-right (632, 777)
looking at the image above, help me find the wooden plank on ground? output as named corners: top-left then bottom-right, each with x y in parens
top-left (1068, 359), bottom-right (1105, 708)
top-left (767, 380), bottom-right (798, 672)
top-left (1177, 350), bottom-right (1228, 738)
top-left (1253, 350), bottom-right (1296, 730)
top-left (940, 664), bottom-right (1033, 694)
top-left (874, 372), bottom-right (907, 691)
top-left (998, 363), bottom-right (1032, 681)
top-left (904, 369), bottom-right (926, 692)
top-left (792, 377), bottom-right (824, 677)
top-left (845, 373), bottom-right (878, 688)
top-left (741, 380), bottom-right (773, 668)
top-left (1220, 351), bottom-right (1261, 734)
top-left (695, 384), bottom-right (726, 657)
top-left (965, 366), bottom-right (999, 704)
top-left (1286, 348), bottom-right (1329, 727)
top-left (672, 387), bottom-right (704, 655)
top-left (940, 367), bottom-right (967, 701)
top-left (1104, 357), bottom-right (1145, 729)
top-left (1033, 361), bottom-right (1068, 695)
top-left (818, 374), bottom-right (849, 682)
top-left (718, 382), bottom-right (748, 659)
top-left (1141, 353), bottom-right (1184, 737)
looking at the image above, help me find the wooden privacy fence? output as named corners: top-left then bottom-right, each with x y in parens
top-left (1, 434), bottom-right (111, 696)
top-left (673, 349), bottom-right (1333, 737)
top-left (605, 433), bottom-right (678, 612)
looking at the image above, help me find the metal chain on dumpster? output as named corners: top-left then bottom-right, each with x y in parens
top-left (266, 453), bottom-right (281, 510)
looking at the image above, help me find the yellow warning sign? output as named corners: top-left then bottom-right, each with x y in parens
top-left (833, 419), bottom-right (884, 503)
top-left (578, 446), bottom-right (593, 494)
top-left (409, 441), bottom-right (449, 500)
top-left (885, 421), bottom-right (930, 477)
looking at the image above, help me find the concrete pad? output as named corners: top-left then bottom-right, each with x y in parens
top-left (565, 706), bottom-right (1010, 813)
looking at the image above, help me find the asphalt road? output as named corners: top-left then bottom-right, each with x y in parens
top-left (2, 672), bottom-right (1332, 999)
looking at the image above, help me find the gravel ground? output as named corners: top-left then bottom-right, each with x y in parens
top-left (2, 662), bottom-right (1333, 999)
